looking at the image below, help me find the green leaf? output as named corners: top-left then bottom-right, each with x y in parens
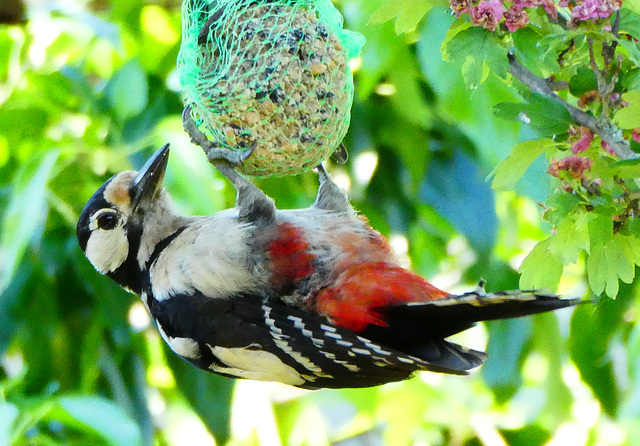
top-left (524, 93), bottom-right (572, 136)
top-left (461, 56), bottom-right (489, 89)
top-left (105, 60), bottom-right (149, 122)
top-left (369, 0), bottom-right (442, 34)
top-left (519, 238), bottom-right (563, 292)
top-left (0, 150), bottom-right (59, 295)
top-left (500, 425), bottom-right (552, 446)
top-left (440, 18), bottom-right (473, 62)
top-left (587, 217), bottom-right (636, 297)
top-left (608, 157), bottom-right (640, 178)
top-left (493, 95), bottom-right (572, 137)
top-left (619, 8), bottom-right (640, 40)
top-left (54, 396), bottom-right (142, 446)
top-left (614, 90), bottom-right (640, 129)
top-left (569, 67), bottom-right (598, 98)
top-left (548, 212), bottom-right (591, 265)
top-left (619, 40), bottom-right (640, 67)
top-left (442, 27), bottom-right (509, 85)
top-left (512, 28), bottom-right (560, 76)
top-left (569, 287), bottom-right (636, 417)
top-left (489, 139), bottom-right (554, 190)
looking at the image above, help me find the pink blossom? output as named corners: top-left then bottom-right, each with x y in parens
top-left (571, 0), bottom-right (598, 21)
top-left (601, 140), bottom-right (617, 156)
top-left (632, 129), bottom-right (640, 143)
top-left (571, 0), bottom-right (622, 21)
top-left (571, 127), bottom-right (594, 153)
top-left (559, 0), bottom-right (571, 6)
top-left (470, 0), bottom-right (506, 31)
top-left (504, 5), bottom-right (530, 32)
top-left (514, 0), bottom-right (541, 8)
top-left (450, 0), bottom-right (472, 18)
top-left (595, 0), bottom-right (623, 18)
top-left (542, 0), bottom-right (559, 18)
top-left (548, 155), bottom-right (594, 179)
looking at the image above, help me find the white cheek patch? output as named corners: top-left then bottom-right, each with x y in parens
top-left (84, 226), bottom-right (129, 274)
top-left (209, 346), bottom-right (305, 386)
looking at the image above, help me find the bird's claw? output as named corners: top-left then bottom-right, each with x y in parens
top-left (206, 142), bottom-right (257, 166)
top-left (183, 105), bottom-right (257, 167)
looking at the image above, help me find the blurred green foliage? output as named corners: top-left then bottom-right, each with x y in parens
top-left (1, 0), bottom-right (640, 445)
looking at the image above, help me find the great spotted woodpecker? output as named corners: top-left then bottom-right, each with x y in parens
top-left (77, 144), bottom-right (579, 389)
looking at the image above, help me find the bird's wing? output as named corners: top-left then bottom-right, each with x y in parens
top-left (148, 292), bottom-right (487, 389)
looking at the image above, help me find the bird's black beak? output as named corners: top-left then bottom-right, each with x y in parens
top-left (131, 144), bottom-right (170, 214)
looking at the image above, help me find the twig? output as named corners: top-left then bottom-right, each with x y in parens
top-left (507, 53), bottom-right (637, 160)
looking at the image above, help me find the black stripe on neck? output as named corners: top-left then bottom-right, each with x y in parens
top-left (146, 226), bottom-right (187, 271)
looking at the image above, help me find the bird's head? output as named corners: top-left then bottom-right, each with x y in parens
top-left (77, 144), bottom-right (171, 277)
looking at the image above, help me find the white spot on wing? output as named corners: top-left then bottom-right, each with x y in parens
top-left (263, 305), bottom-right (331, 378)
top-left (157, 325), bottom-right (200, 359)
top-left (350, 348), bottom-right (372, 356)
top-left (209, 345), bottom-right (305, 386)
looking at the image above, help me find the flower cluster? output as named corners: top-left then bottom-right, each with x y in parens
top-left (450, 0), bottom-right (621, 33)
top-left (562, 0), bottom-right (623, 22)
top-left (547, 155), bottom-right (594, 179)
top-left (450, 0), bottom-right (556, 32)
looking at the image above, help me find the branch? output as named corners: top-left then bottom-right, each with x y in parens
top-left (507, 53), bottom-right (637, 160)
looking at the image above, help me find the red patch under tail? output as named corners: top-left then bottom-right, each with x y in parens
top-left (315, 262), bottom-right (450, 332)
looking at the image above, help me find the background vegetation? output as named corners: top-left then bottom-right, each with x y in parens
top-left (1, 0), bottom-right (640, 444)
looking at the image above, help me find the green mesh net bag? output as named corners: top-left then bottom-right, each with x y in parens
top-left (178, 0), bottom-right (365, 177)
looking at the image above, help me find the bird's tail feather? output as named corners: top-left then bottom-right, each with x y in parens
top-left (368, 290), bottom-right (583, 340)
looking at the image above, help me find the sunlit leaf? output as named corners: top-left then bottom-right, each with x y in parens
top-left (608, 157), bottom-right (640, 178)
top-left (519, 239), bottom-right (563, 292)
top-left (489, 138), bottom-right (554, 191)
top-left (548, 212), bottom-right (591, 265)
top-left (614, 90), bottom-right (640, 129)
top-left (587, 217), bottom-right (637, 298)
top-left (369, 0), bottom-right (443, 34)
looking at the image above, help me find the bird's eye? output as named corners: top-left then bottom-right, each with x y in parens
top-left (96, 212), bottom-right (118, 230)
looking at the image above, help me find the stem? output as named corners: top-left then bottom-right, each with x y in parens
top-left (507, 53), bottom-right (637, 160)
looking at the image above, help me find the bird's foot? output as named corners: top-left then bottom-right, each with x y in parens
top-left (313, 164), bottom-right (351, 213)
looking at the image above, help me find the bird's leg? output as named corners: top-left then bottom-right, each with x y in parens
top-left (182, 106), bottom-right (257, 166)
top-left (214, 162), bottom-right (275, 223)
top-left (313, 164), bottom-right (352, 213)
top-left (182, 106), bottom-right (271, 222)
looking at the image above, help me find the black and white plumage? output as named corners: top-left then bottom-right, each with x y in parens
top-left (77, 145), bottom-right (580, 389)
